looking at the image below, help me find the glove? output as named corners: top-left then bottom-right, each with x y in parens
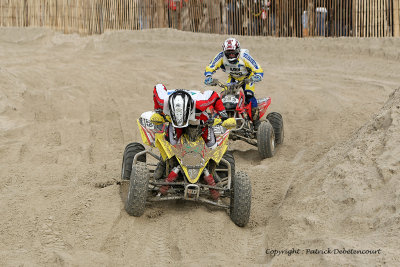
top-left (221, 118), bottom-right (237, 130)
top-left (251, 75), bottom-right (262, 83)
top-left (204, 76), bottom-right (214, 86)
top-left (219, 110), bottom-right (229, 121)
top-left (212, 118), bottom-right (222, 126)
top-left (150, 113), bottom-right (165, 125)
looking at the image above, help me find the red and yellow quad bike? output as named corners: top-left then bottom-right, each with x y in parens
top-left (120, 111), bottom-right (252, 227)
top-left (212, 79), bottom-right (284, 159)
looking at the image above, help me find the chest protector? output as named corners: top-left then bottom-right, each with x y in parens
top-left (221, 49), bottom-right (251, 80)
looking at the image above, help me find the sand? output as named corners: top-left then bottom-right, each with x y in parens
top-left (0, 27), bottom-right (399, 266)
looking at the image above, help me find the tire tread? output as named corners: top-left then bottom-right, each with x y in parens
top-left (125, 162), bottom-right (149, 217)
top-left (257, 121), bottom-right (275, 159)
top-left (267, 112), bottom-right (284, 144)
top-left (230, 171), bottom-right (252, 227)
top-left (121, 142), bottom-right (145, 180)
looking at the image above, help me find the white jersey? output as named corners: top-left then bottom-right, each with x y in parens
top-left (204, 49), bottom-right (264, 81)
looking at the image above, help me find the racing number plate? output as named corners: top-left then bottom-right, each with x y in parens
top-left (187, 188), bottom-right (198, 195)
top-left (222, 95), bottom-right (238, 104)
top-left (184, 184), bottom-right (200, 200)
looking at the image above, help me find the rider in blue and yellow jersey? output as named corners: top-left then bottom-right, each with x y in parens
top-left (204, 37), bottom-right (264, 129)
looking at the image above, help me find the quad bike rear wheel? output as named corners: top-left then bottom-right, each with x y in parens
top-left (257, 121), bottom-right (275, 159)
top-left (266, 112), bottom-right (284, 145)
top-left (125, 162), bottom-right (149, 217)
top-left (230, 171), bottom-right (252, 227)
top-left (121, 142), bottom-right (146, 180)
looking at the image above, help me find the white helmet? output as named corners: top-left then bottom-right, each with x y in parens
top-left (168, 90), bottom-right (195, 128)
top-left (222, 38), bottom-right (241, 63)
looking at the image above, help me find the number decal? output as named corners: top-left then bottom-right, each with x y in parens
top-left (222, 96), bottom-right (239, 104)
top-left (231, 72), bottom-right (242, 76)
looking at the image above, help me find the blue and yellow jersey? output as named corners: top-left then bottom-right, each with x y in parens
top-left (204, 50), bottom-right (264, 81)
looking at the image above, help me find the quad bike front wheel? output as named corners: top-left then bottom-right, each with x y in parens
top-left (125, 162), bottom-right (149, 217)
top-left (121, 142), bottom-right (146, 180)
top-left (257, 121), bottom-right (275, 159)
top-left (230, 171), bottom-right (252, 227)
top-left (267, 112), bottom-right (284, 145)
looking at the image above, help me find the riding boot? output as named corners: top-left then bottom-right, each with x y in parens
top-left (154, 160), bottom-right (166, 180)
top-left (251, 107), bottom-right (261, 131)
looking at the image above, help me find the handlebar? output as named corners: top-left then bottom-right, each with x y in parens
top-left (211, 78), bottom-right (245, 88)
top-left (210, 78), bottom-right (249, 95)
top-left (231, 118), bottom-right (245, 131)
top-left (208, 117), bottom-right (245, 131)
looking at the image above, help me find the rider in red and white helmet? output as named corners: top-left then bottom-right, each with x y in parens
top-left (222, 37), bottom-right (241, 63)
top-left (152, 83), bottom-right (230, 148)
top-left (204, 37), bottom-right (264, 130)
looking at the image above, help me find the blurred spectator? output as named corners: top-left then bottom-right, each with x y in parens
top-left (226, 0), bottom-right (235, 34)
top-left (252, 0), bottom-right (267, 35)
top-left (167, 0), bottom-right (187, 28)
top-left (265, 0), bottom-right (276, 35)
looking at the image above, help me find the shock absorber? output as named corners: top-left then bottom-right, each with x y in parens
top-left (203, 169), bottom-right (220, 200)
top-left (159, 166), bottom-right (180, 195)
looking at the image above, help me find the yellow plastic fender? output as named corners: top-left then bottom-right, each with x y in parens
top-left (150, 113), bottom-right (165, 125)
top-left (222, 118), bottom-right (237, 129)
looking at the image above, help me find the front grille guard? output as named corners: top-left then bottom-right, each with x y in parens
top-left (130, 149), bottom-right (232, 208)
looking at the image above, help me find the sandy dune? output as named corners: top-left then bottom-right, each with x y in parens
top-left (0, 27), bottom-right (399, 266)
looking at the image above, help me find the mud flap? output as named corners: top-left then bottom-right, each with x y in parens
top-left (257, 97), bottom-right (271, 119)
